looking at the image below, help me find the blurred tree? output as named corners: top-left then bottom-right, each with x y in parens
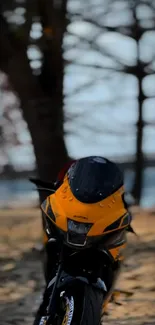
top-left (0, 0), bottom-right (69, 201)
top-left (130, 0), bottom-right (155, 203)
top-left (130, 1), bottom-right (145, 204)
top-left (64, 0), bottom-right (155, 204)
top-left (1, 0), bottom-right (155, 206)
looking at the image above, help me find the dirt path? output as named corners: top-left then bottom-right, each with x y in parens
top-left (0, 207), bottom-right (155, 325)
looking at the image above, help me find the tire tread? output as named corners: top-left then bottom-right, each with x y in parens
top-left (80, 285), bottom-right (104, 325)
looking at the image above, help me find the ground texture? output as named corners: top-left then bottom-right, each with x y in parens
top-left (0, 207), bottom-right (155, 325)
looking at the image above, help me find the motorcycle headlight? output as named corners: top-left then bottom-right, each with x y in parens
top-left (67, 219), bottom-right (92, 234)
top-left (67, 219), bottom-right (93, 246)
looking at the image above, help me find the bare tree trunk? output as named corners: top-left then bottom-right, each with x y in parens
top-left (131, 62), bottom-right (145, 203)
top-left (0, 2), bottom-right (69, 203)
top-left (131, 4), bottom-right (145, 204)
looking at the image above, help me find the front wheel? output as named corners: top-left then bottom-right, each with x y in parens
top-left (33, 284), bottom-right (105, 325)
top-left (60, 284), bottom-right (104, 325)
top-left (78, 285), bottom-right (104, 325)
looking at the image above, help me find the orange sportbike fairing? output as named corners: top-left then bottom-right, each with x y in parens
top-left (41, 174), bottom-right (130, 238)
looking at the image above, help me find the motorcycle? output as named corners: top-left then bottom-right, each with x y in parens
top-left (30, 174), bottom-right (132, 325)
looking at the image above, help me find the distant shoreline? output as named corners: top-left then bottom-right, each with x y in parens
top-left (0, 157), bottom-right (154, 180)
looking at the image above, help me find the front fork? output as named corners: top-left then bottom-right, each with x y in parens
top-left (45, 239), bottom-right (65, 320)
top-left (39, 244), bottom-right (122, 324)
top-left (37, 246), bottom-right (64, 325)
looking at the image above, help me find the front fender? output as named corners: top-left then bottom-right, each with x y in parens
top-left (47, 271), bottom-right (107, 293)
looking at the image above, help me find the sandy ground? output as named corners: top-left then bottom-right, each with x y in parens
top-left (0, 207), bottom-right (155, 325)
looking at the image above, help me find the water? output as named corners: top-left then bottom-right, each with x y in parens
top-left (0, 179), bottom-right (38, 208)
top-left (0, 167), bottom-right (154, 208)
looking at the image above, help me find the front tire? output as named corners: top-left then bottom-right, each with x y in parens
top-left (33, 284), bottom-right (105, 325)
top-left (79, 285), bottom-right (104, 325)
